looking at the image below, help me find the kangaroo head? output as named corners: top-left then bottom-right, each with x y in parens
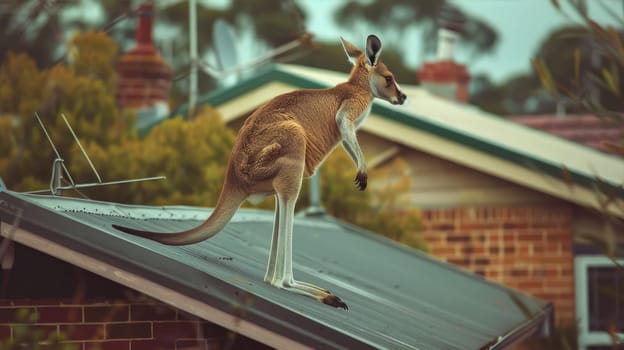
top-left (341, 35), bottom-right (407, 105)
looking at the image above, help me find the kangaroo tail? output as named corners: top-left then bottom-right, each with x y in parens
top-left (112, 184), bottom-right (247, 246)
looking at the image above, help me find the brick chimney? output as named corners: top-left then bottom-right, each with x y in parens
top-left (418, 5), bottom-right (470, 103)
top-left (116, 2), bottom-right (172, 127)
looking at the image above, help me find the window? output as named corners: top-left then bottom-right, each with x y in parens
top-left (576, 256), bottom-right (624, 350)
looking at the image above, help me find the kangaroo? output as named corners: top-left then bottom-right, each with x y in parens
top-left (113, 35), bottom-right (407, 309)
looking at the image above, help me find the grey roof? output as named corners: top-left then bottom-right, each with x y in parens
top-left (0, 187), bottom-right (552, 350)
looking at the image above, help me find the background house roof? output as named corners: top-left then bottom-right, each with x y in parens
top-left (170, 64), bottom-right (624, 217)
top-left (510, 114), bottom-right (624, 156)
top-left (0, 187), bottom-right (551, 350)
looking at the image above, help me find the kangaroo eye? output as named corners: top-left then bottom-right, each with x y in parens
top-left (385, 76), bottom-right (393, 83)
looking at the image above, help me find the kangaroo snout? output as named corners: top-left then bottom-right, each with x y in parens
top-left (392, 91), bottom-right (407, 105)
top-left (397, 91), bottom-right (407, 105)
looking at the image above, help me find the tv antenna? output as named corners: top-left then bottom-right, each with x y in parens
top-left (213, 18), bottom-right (240, 85)
top-left (26, 112), bottom-right (165, 196)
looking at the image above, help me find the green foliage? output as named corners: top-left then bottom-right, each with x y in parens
top-left (0, 308), bottom-right (78, 350)
top-left (533, 7), bottom-right (624, 114)
top-left (69, 106), bottom-right (236, 206)
top-left (536, 0), bottom-right (624, 263)
top-left (298, 150), bottom-right (425, 251)
top-left (0, 1), bottom-right (66, 68)
top-left (0, 32), bottom-right (123, 193)
top-left (68, 31), bottom-right (118, 89)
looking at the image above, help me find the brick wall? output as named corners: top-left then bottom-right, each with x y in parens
top-left (0, 298), bottom-right (258, 350)
top-left (421, 205), bottom-right (575, 326)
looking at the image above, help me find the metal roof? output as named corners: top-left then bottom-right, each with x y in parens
top-left (0, 187), bottom-right (552, 350)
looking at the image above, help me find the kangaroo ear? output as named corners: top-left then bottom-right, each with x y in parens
top-left (340, 36), bottom-right (362, 65)
top-left (366, 35), bottom-right (382, 66)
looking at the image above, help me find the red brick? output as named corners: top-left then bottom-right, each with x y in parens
top-left (12, 324), bottom-right (57, 338)
top-left (473, 257), bottom-right (490, 265)
top-left (8, 299), bottom-right (69, 306)
top-left (517, 233), bottom-right (544, 242)
top-left (176, 339), bottom-right (210, 350)
top-left (106, 322), bottom-right (151, 339)
top-left (446, 234), bottom-right (470, 243)
top-left (459, 223), bottom-right (498, 230)
top-left (38, 306), bottom-right (83, 324)
top-left (61, 324), bottom-right (105, 341)
top-left (447, 258), bottom-right (469, 267)
top-left (84, 305), bottom-right (129, 322)
top-left (489, 246), bottom-right (500, 254)
top-left (509, 268), bottom-right (529, 277)
top-left (543, 279), bottom-right (574, 289)
top-left (85, 340), bottom-right (130, 350)
top-left (503, 222), bottom-right (529, 229)
top-left (431, 223), bottom-right (455, 230)
top-left (132, 339), bottom-right (174, 350)
top-left (431, 246), bottom-right (457, 256)
top-left (0, 307), bottom-right (36, 323)
top-left (502, 233), bottom-right (515, 242)
top-left (131, 304), bottom-right (177, 321)
top-left (153, 321), bottom-right (201, 339)
top-left (516, 281), bottom-right (545, 290)
top-left (516, 244), bottom-right (531, 256)
top-left (474, 269), bottom-right (486, 277)
top-left (485, 269), bottom-right (501, 279)
top-left (531, 268), bottom-right (558, 277)
top-left (0, 325), bottom-right (10, 338)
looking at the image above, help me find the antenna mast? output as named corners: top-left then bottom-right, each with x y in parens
top-left (28, 113), bottom-right (165, 196)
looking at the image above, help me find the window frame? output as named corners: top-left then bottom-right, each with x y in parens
top-left (575, 255), bottom-right (624, 350)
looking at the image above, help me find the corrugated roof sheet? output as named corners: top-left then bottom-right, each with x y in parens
top-left (0, 188), bottom-right (551, 349)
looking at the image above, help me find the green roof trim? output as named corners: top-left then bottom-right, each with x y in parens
top-left (173, 65), bottom-right (622, 198)
top-left (371, 103), bottom-right (623, 197)
top-left (172, 68), bottom-right (327, 118)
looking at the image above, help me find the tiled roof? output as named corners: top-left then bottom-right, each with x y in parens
top-left (510, 114), bottom-right (624, 156)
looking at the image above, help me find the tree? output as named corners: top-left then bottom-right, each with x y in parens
top-left (0, 31), bottom-right (122, 193)
top-left (472, 24), bottom-right (624, 116)
top-left (334, 1), bottom-right (498, 57)
top-left (0, 0), bottom-right (67, 68)
top-left (67, 31), bottom-right (118, 89)
top-left (298, 150), bottom-right (425, 251)
top-left (530, 2), bottom-right (623, 347)
top-left (68, 106), bottom-right (236, 206)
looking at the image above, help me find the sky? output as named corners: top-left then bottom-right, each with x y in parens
top-left (74, 0), bottom-right (623, 85)
top-left (295, 0), bottom-right (623, 83)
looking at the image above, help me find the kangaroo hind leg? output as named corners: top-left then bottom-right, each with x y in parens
top-left (264, 135), bottom-right (347, 309)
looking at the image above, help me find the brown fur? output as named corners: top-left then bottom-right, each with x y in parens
top-left (113, 35), bottom-right (406, 309)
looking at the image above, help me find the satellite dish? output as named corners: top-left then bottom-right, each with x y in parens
top-left (213, 19), bottom-right (239, 74)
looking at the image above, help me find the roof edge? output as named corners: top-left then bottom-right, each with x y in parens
top-left (489, 302), bottom-right (554, 350)
top-left (0, 222), bottom-right (313, 350)
top-left (371, 103), bottom-right (624, 197)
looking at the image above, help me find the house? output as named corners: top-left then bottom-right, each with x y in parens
top-left (167, 63), bottom-right (624, 349)
top-left (0, 177), bottom-right (551, 349)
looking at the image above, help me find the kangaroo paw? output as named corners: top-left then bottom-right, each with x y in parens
top-left (322, 294), bottom-right (348, 310)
